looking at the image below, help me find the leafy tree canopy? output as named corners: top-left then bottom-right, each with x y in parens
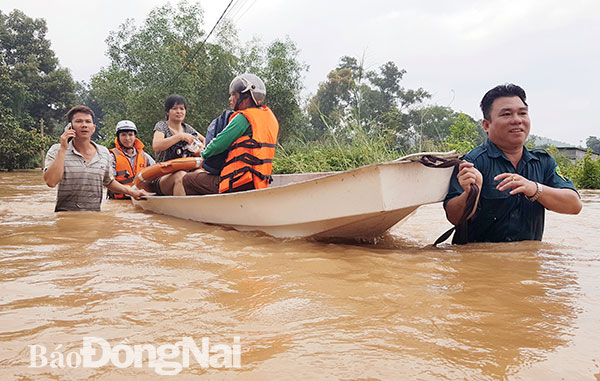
top-left (0, 9), bottom-right (75, 170)
top-left (90, 1), bottom-right (307, 148)
top-left (0, 9), bottom-right (76, 134)
top-left (586, 136), bottom-right (600, 153)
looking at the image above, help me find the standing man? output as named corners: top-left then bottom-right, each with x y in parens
top-left (182, 73), bottom-right (279, 195)
top-left (108, 120), bottom-right (155, 199)
top-left (44, 106), bottom-right (147, 211)
top-left (444, 84), bottom-right (581, 243)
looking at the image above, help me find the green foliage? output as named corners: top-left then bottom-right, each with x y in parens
top-left (274, 132), bottom-right (399, 174)
top-left (586, 136), bottom-right (600, 153)
top-left (239, 37), bottom-right (308, 142)
top-left (545, 146), bottom-right (580, 182)
top-left (0, 9), bottom-right (76, 135)
top-left (90, 1), bottom-right (307, 150)
top-left (525, 135), bottom-right (537, 149)
top-left (577, 150), bottom-right (600, 189)
top-left (546, 146), bottom-right (600, 189)
top-left (0, 110), bottom-right (51, 170)
top-left (274, 110), bottom-right (400, 174)
top-left (91, 1), bottom-right (227, 147)
top-left (446, 113), bottom-right (480, 153)
top-left (0, 9), bottom-right (74, 169)
top-left (407, 105), bottom-right (459, 151)
top-left (307, 56), bottom-right (430, 144)
top-left (9, 5), bottom-right (580, 178)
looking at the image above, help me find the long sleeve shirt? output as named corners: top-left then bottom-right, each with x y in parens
top-left (202, 114), bottom-right (251, 159)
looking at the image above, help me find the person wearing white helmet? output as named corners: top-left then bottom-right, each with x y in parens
top-left (108, 120), bottom-right (156, 199)
top-left (182, 73), bottom-right (279, 195)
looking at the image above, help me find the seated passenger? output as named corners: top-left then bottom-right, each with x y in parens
top-left (151, 94), bottom-right (205, 196)
top-left (108, 120), bottom-right (155, 199)
top-left (182, 74), bottom-right (279, 195)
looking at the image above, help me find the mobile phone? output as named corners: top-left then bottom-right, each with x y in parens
top-left (65, 123), bottom-right (73, 142)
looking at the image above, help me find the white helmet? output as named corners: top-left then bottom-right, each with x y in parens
top-left (229, 73), bottom-right (266, 105)
top-left (115, 120), bottom-right (137, 134)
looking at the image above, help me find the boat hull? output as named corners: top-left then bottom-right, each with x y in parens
top-left (131, 161), bottom-right (453, 240)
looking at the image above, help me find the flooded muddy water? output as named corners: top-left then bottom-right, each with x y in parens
top-left (1, 171), bottom-right (599, 380)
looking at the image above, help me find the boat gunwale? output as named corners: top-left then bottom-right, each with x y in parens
top-left (133, 159), bottom-right (431, 201)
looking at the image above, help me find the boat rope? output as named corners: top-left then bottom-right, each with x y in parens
top-left (411, 155), bottom-right (479, 246)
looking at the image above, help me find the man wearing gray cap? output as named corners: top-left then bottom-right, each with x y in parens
top-left (108, 120), bottom-right (155, 199)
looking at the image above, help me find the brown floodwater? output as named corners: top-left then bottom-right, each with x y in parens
top-left (1, 170), bottom-right (599, 380)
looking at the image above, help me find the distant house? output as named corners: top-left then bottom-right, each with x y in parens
top-left (556, 147), bottom-right (599, 161)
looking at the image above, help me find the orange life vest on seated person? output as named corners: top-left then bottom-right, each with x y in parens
top-left (219, 106), bottom-right (279, 193)
top-left (108, 137), bottom-right (148, 199)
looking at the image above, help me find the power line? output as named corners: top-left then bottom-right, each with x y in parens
top-left (224, 0), bottom-right (246, 20)
top-left (165, 0), bottom-right (235, 88)
top-left (234, 0), bottom-right (257, 23)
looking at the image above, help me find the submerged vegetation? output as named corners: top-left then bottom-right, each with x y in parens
top-left (1, 2), bottom-right (599, 188)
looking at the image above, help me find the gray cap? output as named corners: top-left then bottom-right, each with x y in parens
top-left (115, 120), bottom-right (137, 133)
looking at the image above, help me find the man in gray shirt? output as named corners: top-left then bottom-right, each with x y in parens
top-left (44, 105), bottom-right (147, 211)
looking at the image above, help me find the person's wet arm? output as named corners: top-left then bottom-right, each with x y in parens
top-left (43, 127), bottom-right (74, 187)
top-left (444, 162), bottom-right (483, 225)
top-left (536, 186), bottom-right (582, 214)
top-left (105, 180), bottom-right (148, 200)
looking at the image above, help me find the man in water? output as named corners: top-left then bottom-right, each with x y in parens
top-left (44, 105), bottom-right (147, 211)
top-left (443, 84), bottom-right (581, 243)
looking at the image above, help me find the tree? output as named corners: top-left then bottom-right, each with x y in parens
top-left (446, 113), bottom-right (480, 153)
top-left (307, 56), bottom-right (430, 142)
top-left (238, 37), bottom-right (308, 142)
top-left (90, 1), bottom-right (307, 148)
top-left (90, 1), bottom-right (234, 146)
top-left (0, 9), bottom-right (75, 169)
top-left (405, 106), bottom-right (459, 150)
top-left (0, 9), bottom-right (76, 135)
top-left (586, 136), bottom-right (600, 153)
top-left (307, 67), bottom-right (352, 137)
top-left (0, 110), bottom-right (51, 170)
top-left (578, 150), bottom-right (600, 189)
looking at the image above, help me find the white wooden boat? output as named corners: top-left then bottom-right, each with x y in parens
top-left (131, 154), bottom-right (455, 240)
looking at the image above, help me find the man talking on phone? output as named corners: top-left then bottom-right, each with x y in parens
top-left (43, 105), bottom-right (147, 211)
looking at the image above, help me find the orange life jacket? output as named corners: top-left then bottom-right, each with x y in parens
top-left (219, 106), bottom-right (279, 193)
top-left (109, 137), bottom-right (147, 199)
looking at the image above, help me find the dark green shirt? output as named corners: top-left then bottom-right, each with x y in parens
top-left (444, 140), bottom-right (578, 243)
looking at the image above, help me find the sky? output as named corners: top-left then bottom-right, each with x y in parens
top-left (1, 0), bottom-right (599, 146)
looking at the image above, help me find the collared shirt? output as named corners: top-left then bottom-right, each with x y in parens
top-left (44, 141), bottom-right (114, 212)
top-left (444, 140), bottom-right (578, 242)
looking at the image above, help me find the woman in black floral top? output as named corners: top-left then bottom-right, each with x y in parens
top-left (151, 94), bottom-right (205, 195)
